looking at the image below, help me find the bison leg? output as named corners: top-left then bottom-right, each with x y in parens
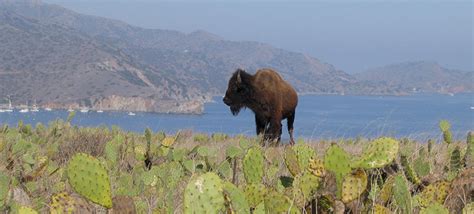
top-left (254, 114), bottom-right (266, 136)
top-left (268, 117), bottom-right (282, 145)
top-left (287, 111), bottom-right (296, 145)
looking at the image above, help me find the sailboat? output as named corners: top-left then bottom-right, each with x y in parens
top-left (31, 100), bottom-right (39, 112)
top-left (4, 98), bottom-right (13, 112)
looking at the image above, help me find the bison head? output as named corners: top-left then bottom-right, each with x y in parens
top-left (223, 69), bottom-right (251, 116)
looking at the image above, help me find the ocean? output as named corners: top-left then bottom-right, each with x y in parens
top-left (1, 94), bottom-right (473, 141)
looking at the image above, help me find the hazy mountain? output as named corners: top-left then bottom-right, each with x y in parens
top-left (0, 8), bottom-right (206, 113)
top-left (1, 0), bottom-right (355, 96)
top-left (356, 61), bottom-right (473, 94)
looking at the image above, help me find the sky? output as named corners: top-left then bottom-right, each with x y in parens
top-left (45, 0), bottom-right (473, 73)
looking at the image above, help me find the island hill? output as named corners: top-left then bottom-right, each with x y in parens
top-left (0, 0), bottom-right (472, 114)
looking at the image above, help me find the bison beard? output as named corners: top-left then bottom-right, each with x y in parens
top-left (223, 68), bottom-right (298, 145)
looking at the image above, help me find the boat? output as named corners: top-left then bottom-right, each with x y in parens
top-left (128, 112), bottom-right (136, 116)
top-left (0, 109), bottom-right (5, 113)
top-left (19, 108), bottom-right (29, 113)
top-left (80, 108), bottom-right (89, 113)
top-left (4, 99), bottom-right (13, 112)
top-left (44, 107), bottom-right (52, 111)
top-left (96, 109), bottom-right (104, 113)
top-left (470, 106), bottom-right (474, 110)
top-left (67, 108), bottom-right (75, 112)
top-left (31, 100), bottom-right (39, 112)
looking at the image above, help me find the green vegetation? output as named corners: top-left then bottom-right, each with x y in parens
top-left (0, 119), bottom-right (472, 213)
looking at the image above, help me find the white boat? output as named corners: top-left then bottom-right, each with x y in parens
top-left (4, 99), bottom-right (13, 112)
top-left (44, 107), bottom-right (52, 111)
top-left (0, 109), bottom-right (5, 113)
top-left (470, 106), bottom-right (474, 110)
top-left (31, 105), bottom-right (39, 112)
top-left (80, 108), bottom-right (89, 113)
top-left (67, 107), bottom-right (75, 112)
top-left (19, 108), bottom-right (29, 113)
top-left (128, 112), bottom-right (136, 116)
top-left (96, 109), bottom-right (104, 113)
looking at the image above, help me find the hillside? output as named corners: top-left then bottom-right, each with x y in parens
top-left (356, 61), bottom-right (474, 94)
top-left (0, 8), bottom-right (206, 113)
top-left (1, 0), bottom-right (355, 96)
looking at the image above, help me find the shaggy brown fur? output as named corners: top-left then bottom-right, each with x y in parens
top-left (223, 68), bottom-right (298, 145)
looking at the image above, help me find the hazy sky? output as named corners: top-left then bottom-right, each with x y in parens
top-left (45, 0), bottom-right (473, 73)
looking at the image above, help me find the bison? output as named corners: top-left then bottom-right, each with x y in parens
top-left (223, 68), bottom-right (298, 145)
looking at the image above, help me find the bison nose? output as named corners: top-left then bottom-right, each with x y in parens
top-left (223, 97), bottom-right (231, 105)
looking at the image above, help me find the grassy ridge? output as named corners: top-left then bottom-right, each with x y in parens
top-left (0, 116), bottom-right (472, 213)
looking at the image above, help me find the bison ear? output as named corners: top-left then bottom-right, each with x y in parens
top-left (236, 70), bottom-right (242, 84)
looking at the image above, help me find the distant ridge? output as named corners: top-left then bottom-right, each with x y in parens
top-left (355, 61), bottom-right (473, 94)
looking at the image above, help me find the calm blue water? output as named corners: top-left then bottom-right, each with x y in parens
top-left (0, 94), bottom-right (473, 141)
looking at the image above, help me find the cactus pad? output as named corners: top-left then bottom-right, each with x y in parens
top-left (264, 190), bottom-right (300, 214)
top-left (308, 158), bottom-right (326, 177)
top-left (67, 153), bottom-right (112, 208)
top-left (373, 204), bottom-right (391, 214)
top-left (0, 171), bottom-right (9, 208)
top-left (324, 143), bottom-right (351, 198)
top-left (341, 169), bottom-right (367, 203)
top-left (352, 137), bottom-right (399, 169)
top-left (416, 181), bottom-right (451, 207)
top-left (184, 172), bottom-right (225, 214)
top-left (293, 144), bottom-right (316, 171)
top-left (223, 182), bottom-right (249, 214)
top-left (420, 203), bottom-right (449, 214)
top-left (376, 176), bottom-right (395, 205)
top-left (400, 155), bottom-right (421, 185)
top-left (243, 147), bottom-right (264, 184)
top-left (244, 184), bottom-right (266, 208)
top-left (293, 173), bottom-right (321, 202)
top-left (49, 192), bottom-right (93, 214)
top-left (393, 174), bottom-right (412, 213)
top-left (284, 146), bottom-right (301, 176)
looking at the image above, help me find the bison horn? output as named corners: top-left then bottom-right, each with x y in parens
top-left (237, 70), bottom-right (241, 83)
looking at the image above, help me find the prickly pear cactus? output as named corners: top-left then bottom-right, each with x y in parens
top-left (284, 146), bottom-right (301, 176)
top-left (420, 203), bottom-right (449, 214)
top-left (463, 202), bottom-right (474, 214)
top-left (223, 182), bottom-right (249, 214)
top-left (400, 155), bottom-right (421, 185)
top-left (324, 143), bottom-right (351, 198)
top-left (465, 132), bottom-right (473, 167)
top-left (49, 192), bottom-right (92, 214)
top-left (308, 158), bottom-right (326, 177)
top-left (244, 184), bottom-right (266, 208)
top-left (243, 147), bottom-right (264, 184)
top-left (104, 135), bottom-right (124, 167)
top-left (18, 206), bottom-right (38, 214)
top-left (66, 153), bottom-right (112, 208)
top-left (292, 144), bottom-right (316, 170)
top-left (0, 171), bottom-right (9, 208)
top-left (352, 137), bottom-right (399, 169)
top-left (439, 120), bottom-right (453, 144)
top-left (376, 176), bottom-right (394, 205)
top-left (264, 190), bottom-right (300, 214)
top-left (373, 204), bottom-right (391, 214)
top-left (293, 173), bottom-right (321, 203)
top-left (393, 174), bottom-right (412, 214)
top-left (414, 148), bottom-right (431, 177)
top-left (341, 169), bottom-right (367, 203)
top-left (184, 172), bottom-right (225, 214)
top-left (162, 135), bottom-right (177, 147)
top-left (415, 181), bottom-right (451, 208)
top-left (450, 146), bottom-right (462, 173)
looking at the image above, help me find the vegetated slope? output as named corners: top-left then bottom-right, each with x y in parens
top-left (355, 61), bottom-right (474, 94)
top-left (2, 0), bottom-right (355, 95)
top-left (0, 9), bottom-right (206, 113)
